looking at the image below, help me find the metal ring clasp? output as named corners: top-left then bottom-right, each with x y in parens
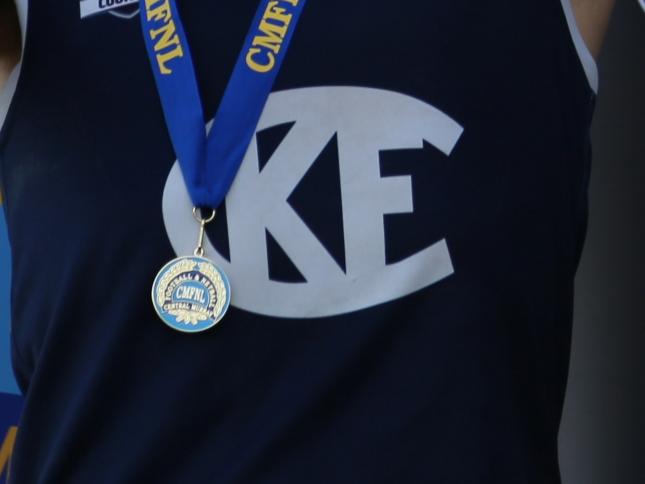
top-left (193, 207), bottom-right (216, 224)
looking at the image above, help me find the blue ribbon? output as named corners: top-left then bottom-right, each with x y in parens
top-left (139, 0), bottom-right (306, 208)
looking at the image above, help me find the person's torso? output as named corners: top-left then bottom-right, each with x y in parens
top-left (1, 1), bottom-right (595, 482)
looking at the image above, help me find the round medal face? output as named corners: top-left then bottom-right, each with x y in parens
top-left (151, 256), bottom-right (231, 333)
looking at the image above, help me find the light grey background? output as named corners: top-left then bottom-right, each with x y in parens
top-left (559, 2), bottom-right (645, 483)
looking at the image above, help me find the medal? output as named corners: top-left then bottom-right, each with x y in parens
top-left (152, 209), bottom-right (230, 333)
top-left (139, 0), bottom-right (306, 330)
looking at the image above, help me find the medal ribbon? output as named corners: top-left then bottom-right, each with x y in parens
top-left (139, 0), bottom-right (306, 209)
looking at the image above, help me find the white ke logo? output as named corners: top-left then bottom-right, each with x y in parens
top-left (163, 87), bottom-right (464, 318)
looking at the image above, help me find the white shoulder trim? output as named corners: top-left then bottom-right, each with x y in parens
top-left (0, 0), bottom-right (28, 133)
top-left (559, 0), bottom-right (599, 94)
top-left (16, 0), bottom-right (28, 48)
top-left (0, 65), bottom-right (21, 132)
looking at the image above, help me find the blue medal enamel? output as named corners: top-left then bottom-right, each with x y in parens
top-left (151, 256), bottom-right (231, 333)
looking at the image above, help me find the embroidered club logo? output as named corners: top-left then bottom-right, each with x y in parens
top-left (79, 0), bottom-right (139, 19)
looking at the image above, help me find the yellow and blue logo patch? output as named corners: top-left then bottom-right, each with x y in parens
top-left (0, 393), bottom-right (21, 483)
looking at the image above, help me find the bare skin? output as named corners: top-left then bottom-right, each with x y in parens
top-left (571, 0), bottom-right (616, 59)
top-left (0, 0), bottom-right (618, 92)
top-left (0, 0), bottom-right (21, 90)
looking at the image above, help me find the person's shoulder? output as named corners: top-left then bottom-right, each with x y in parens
top-left (0, 0), bottom-right (22, 91)
top-left (570, 0), bottom-right (616, 59)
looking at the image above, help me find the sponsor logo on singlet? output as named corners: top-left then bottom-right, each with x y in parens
top-left (80, 0), bottom-right (139, 20)
top-left (163, 87), bottom-right (464, 318)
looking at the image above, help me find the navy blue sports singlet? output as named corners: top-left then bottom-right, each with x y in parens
top-left (0, 0), bottom-right (597, 482)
